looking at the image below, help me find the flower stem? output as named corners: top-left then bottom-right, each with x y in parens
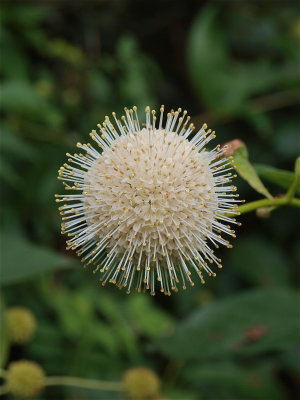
top-left (236, 157), bottom-right (300, 215)
top-left (45, 376), bottom-right (122, 392)
top-left (237, 196), bottom-right (300, 215)
top-left (285, 157), bottom-right (300, 202)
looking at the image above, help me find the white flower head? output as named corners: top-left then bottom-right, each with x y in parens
top-left (56, 106), bottom-right (240, 295)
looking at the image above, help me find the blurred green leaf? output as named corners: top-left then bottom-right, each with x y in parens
top-left (94, 292), bottom-right (140, 360)
top-left (254, 164), bottom-right (300, 195)
top-left (187, 6), bottom-right (281, 115)
top-left (183, 362), bottom-right (286, 400)
top-left (1, 5), bottom-right (48, 26)
top-left (0, 158), bottom-right (20, 187)
top-left (273, 120), bottom-right (300, 160)
top-left (0, 233), bottom-right (73, 285)
top-left (227, 235), bottom-right (289, 286)
top-left (126, 294), bottom-right (173, 338)
top-left (0, 81), bottom-right (63, 126)
top-left (164, 388), bottom-right (197, 400)
top-left (160, 288), bottom-right (299, 361)
top-left (48, 39), bottom-right (84, 65)
top-left (279, 349), bottom-right (300, 373)
top-left (0, 125), bottom-right (37, 188)
top-left (117, 35), bottom-right (160, 109)
top-left (51, 289), bottom-right (93, 339)
top-left (0, 31), bottom-right (29, 80)
top-left (1, 125), bottom-right (36, 160)
top-left (232, 144), bottom-right (272, 198)
top-left (0, 81), bottom-right (44, 114)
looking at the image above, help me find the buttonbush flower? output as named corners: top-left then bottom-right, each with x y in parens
top-left (123, 367), bottom-right (160, 399)
top-left (56, 106), bottom-right (240, 295)
top-left (5, 307), bottom-right (36, 344)
top-left (6, 361), bottom-right (45, 398)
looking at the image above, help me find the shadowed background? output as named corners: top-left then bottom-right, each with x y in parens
top-left (0, 0), bottom-right (299, 399)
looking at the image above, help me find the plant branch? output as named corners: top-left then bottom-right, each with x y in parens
top-left (236, 196), bottom-right (300, 215)
top-left (45, 376), bottom-right (122, 392)
top-left (235, 157), bottom-right (300, 215)
top-left (285, 157), bottom-right (300, 202)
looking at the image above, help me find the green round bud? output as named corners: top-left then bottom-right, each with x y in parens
top-left (6, 360), bottom-right (45, 398)
top-left (123, 367), bottom-right (160, 399)
top-left (6, 307), bottom-right (36, 344)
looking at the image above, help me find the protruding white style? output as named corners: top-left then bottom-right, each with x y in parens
top-left (56, 106), bottom-right (240, 295)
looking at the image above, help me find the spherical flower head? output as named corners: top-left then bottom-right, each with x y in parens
top-left (6, 360), bottom-right (45, 398)
top-left (56, 106), bottom-right (240, 295)
top-left (123, 367), bottom-right (160, 399)
top-left (6, 307), bottom-right (36, 344)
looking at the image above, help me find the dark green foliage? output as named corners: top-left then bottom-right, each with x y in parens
top-left (160, 288), bottom-right (298, 361)
top-left (0, 233), bottom-right (74, 285)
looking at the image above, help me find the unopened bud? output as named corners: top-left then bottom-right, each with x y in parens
top-left (222, 139), bottom-right (244, 158)
top-left (6, 360), bottom-right (45, 398)
top-left (123, 367), bottom-right (160, 399)
top-left (6, 307), bottom-right (36, 344)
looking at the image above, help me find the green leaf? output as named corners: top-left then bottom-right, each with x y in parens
top-left (227, 235), bottom-right (289, 286)
top-left (0, 125), bottom-right (36, 161)
top-left (0, 158), bottom-right (20, 187)
top-left (126, 294), bottom-right (173, 338)
top-left (94, 292), bottom-right (141, 360)
top-left (254, 164), bottom-right (300, 195)
top-left (187, 7), bottom-right (281, 115)
top-left (0, 81), bottom-right (63, 126)
top-left (116, 35), bottom-right (160, 110)
top-left (0, 125), bottom-right (37, 188)
top-left (187, 6), bottom-right (227, 113)
top-left (183, 362), bottom-right (286, 400)
top-left (0, 232), bottom-right (73, 285)
top-left (160, 288), bottom-right (299, 361)
top-left (233, 144), bottom-right (272, 198)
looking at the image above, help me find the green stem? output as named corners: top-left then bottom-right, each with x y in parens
top-left (286, 157), bottom-right (300, 202)
top-left (236, 196), bottom-right (300, 215)
top-left (45, 376), bottom-right (122, 392)
top-left (236, 158), bottom-right (300, 216)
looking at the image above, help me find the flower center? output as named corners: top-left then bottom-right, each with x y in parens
top-left (83, 128), bottom-right (217, 262)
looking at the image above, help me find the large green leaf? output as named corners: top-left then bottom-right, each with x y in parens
top-left (183, 362), bottom-right (286, 400)
top-left (160, 288), bottom-right (299, 361)
top-left (227, 235), bottom-right (289, 286)
top-left (0, 233), bottom-right (73, 285)
top-left (187, 7), bottom-right (280, 115)
top-left (232, 144), bottom-right (272, 198)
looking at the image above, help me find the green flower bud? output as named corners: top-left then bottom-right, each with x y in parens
top-left (123, 367), bottom-right (160, 399)
top-left (6, 307), bottom-right (36, 344)
top-left (6, 360), bottom-right (45, 398)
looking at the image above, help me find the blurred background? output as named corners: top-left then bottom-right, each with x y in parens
top-left (0, 0), bottom-right (299, 399)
